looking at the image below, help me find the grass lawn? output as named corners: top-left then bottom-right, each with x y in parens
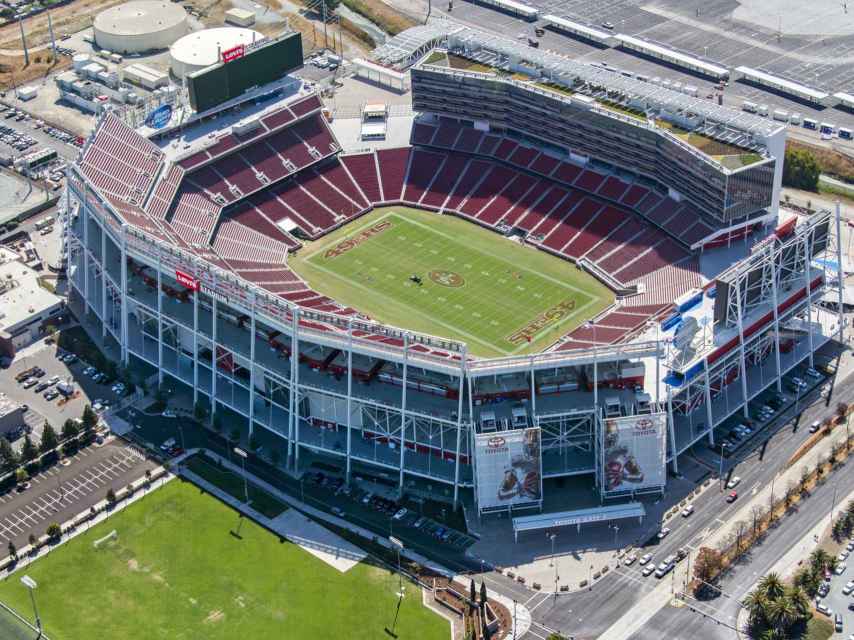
top-left (801, 616), bottom-right (834, 639)
top-left (184, 453), bottom-right (288, 519)
top-left (0, 481), bottom-right (449, 640)
top-left (289, 207), bottom-right (613, 356)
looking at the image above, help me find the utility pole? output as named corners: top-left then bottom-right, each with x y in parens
top-left (19, 17), bottom-right (29, 67)
top-left (321, 0), bottom-right (328, 50)
top-left (47, 12), bottom-right (57, 59)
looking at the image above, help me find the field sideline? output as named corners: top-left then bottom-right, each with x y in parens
top-left (0, 481), bottom-right (449, 640)
top-left (289, 207), bottom-right (614, 357)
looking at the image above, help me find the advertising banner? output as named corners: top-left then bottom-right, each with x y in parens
top-left (175, 269), bottom-right (199, 291)
top-left (222, 44), bottom-right (245, 63)
top-left (475, 428), bottom-right (542, 511)
top-left (601, 413), bottom-right (667, 494)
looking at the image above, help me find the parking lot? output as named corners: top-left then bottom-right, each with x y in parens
top-left (2, 339), bottom-right (127, 450)
top-left (0, 438), bottom-right (154, 549)
top-left (708, 361), bottom-right (832, 459)
top-left (817, 537), bottom-right (854, 635)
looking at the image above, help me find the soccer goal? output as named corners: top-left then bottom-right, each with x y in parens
top-left (93, 530), bottom-right (118, 549)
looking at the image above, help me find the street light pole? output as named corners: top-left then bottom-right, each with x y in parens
top-left (388, 536), bottom-right (405, 637)
top-left (21, 575), bottom-right (40, 638)
top-left (233, 447), bottom-right (249, 505)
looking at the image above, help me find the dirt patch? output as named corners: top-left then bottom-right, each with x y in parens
top-left (204, 610), bottom-right (225, 624)
top-left (0, 0), bottom-right (124, 50)
top-left (788, 139), bottom-right (854, 184)
top-left (127, 558), bottom-right (140, 571)
top-left (0, 53), bottom-right (71, 91)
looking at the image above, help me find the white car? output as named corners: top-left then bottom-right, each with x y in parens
top-left (842, 580), bottom-right (854, 596)
top-left (835, 563), bottom-right (847, 575)
top-left (726, 477), bottom-right (741, 489)
top-left (816, 601), bottom-right (832, 616)
top-left (624, 553), bottom-right (638, 566)
top-left (162, 409), bottom-right (176, 418)
top-left (840, 550), bottom-right (851, 561)
top-left (392, 508), bottom-right (408, 521)
top-left (641, 565), bottom-right (655, 576)
top-left (657, 528), bottom-right (671, 540)
top-left (682, 504), bottom-right (695, 517)
top-left (639, 553), bottom-right (653, 566)
top-left (160, 438), bottom-right (176, 452)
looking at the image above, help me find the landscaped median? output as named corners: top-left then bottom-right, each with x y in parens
top-left (690, 419), bottom-right (854, 597)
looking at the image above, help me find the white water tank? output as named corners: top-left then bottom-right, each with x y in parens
top-left (94, 0), bottom-right (188, 54)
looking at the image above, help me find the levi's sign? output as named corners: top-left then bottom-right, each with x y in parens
top-left (222, 44), bottom-right (245, 63)
top-left (175, 270), bottom-right (199, 291)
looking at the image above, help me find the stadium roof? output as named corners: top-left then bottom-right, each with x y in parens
top-left (371, 22), bottom-right (465, 66)
top-left (614, 34), bottom-right (729, 79)
top-left (445, 27), bottom-right (778, 137)
top-left (733, 66), bottom-right (830, 103)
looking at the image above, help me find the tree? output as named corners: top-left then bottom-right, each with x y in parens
top-left (743, 590), bottom-right (769, 628)
top-left (809, 548), bottom-right (835, 574)
top-left (15, 468), bottom-right (28, 486)
top-left (106, 488), bottom-right (117, 505)
top-left (60, 418), bottom-right (79, 441)
top-left (46, 523), bottom-right (61, 540)
top-left (782, 147), bottom-right (820, 191)
top-left (21, 436), bottom-right (38, 463)
top-left (693, 547), bottom-right (724, 587)
top-left (7, 540), bottom-right (16, 559)
top-left (787, 586), bottom-right (810, 619)
top-left (28, 533), bottom-right (36, 548)
top-left (756, 573), bottom-right (785, 601)
top-left (40, 422), bottom-right (59, 454)
top-left (312, 0), bottom-right (341, 17)
top-left (0, 438), bottom-right (18, 472)
top-left (81, 404), bottom-right (98, 432)
top-left (469, 579), bottom-right (476, 605)
top-left (480, 580), bottom-right (487, 606)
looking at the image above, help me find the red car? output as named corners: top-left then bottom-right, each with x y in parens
top-left (726, 491), bottom-right (738, 503)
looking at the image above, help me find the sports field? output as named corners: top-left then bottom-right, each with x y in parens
top-left (0, 481), bottom-right (449, 640)
top-left (290, 207), bottom-right (614, 356)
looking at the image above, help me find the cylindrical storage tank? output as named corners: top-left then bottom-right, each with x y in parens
top-left (72, 53), bottom-right (91, 71)
top-left (94, 1), bottom-right (188, 54)
top-left (169, 27), bottom-right (263, 78)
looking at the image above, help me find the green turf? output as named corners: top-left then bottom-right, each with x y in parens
top-left (184, 453), bottom-right (288, 519)
top-left (290, 207), bottom-right (613, 356)
top-left (0, 481), bottom-right (449, 640)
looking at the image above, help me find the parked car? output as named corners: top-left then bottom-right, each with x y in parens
top-left (809, 421), bottom-right (821, 433)
top-left (726, 477), bottom-right (741, 489)
top-left (657, 527), bottom-right (671, 540)
top-left (624, 553), bottom-right (638, 566)
top-left (681, 504), bottom-right (694, 517)
top-left (642, 565), bottom-right (655, 576)
top-left (639, 553), bottom-right (653, 566)
top-left (816, 601), bottom-right (831, 616)
top-left (22, 378), bottom-right (38, 388)
top-left (726, 491), bottom-right (738, 503)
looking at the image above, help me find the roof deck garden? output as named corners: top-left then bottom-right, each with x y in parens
top-left (656, 120), bottom-right (765, 169)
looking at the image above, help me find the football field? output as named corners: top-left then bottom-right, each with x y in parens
top-left (291, 207), bottom-right (614, 357)
top-left (0, 480), bottom-right (448, 640)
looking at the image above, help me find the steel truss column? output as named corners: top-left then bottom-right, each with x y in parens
top-left (769, 251), bottom-right (783, 392)
top-left (193, 288), bottom-right (199, 405)
top-left (120, 226), bottom-right (129, 365)
top-left (452, 348), bottom-right (467, 507)
top-left (802, 235), bottom-right (815, 368)
top-left (248, 296), bottom-right (256, 439)
top-left (100, 225), bottom-right (107, 338)
top-left (529, 357), bottom-right (536, 418)
top-left (398, 334), bottom-right (409, 493)
top-left (290, 309), bottom-right (301, 472)
top-left (666, 385), bottom-right (678, 474)
top-left (467, 374), bottom-right (476, 513)
top-left (156, 248), bottom-right (163, 387)
top-left (345, 320), bottom-right (353, 484)
top-left (82, 184), bottom-right (90, 314)
top-left (211, 297), bottom-right (218, 423)
top-left (734, 284), bottom-right (750, 419)
top-left (835, 203), bottom-right (845, 344)
top-left (703, 358), bottom-right (714, 446)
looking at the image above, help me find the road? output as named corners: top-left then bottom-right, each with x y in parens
top-left (508, 348), bottom-right (854, 639)
top-left (628, 462), bottom-right (854, 640)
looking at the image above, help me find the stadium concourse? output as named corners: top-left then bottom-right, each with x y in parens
top-left (62, 28), bottom-right (844, 527)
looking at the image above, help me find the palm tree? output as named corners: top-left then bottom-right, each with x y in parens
top-left (786, 586), bottom-right (810, 620)
top-left (757, 573), bottom-right (785, 601)
top-left (743, 590), bottom-right (770, 627)
top-left (767, 596), bottom-right (796, 631)
top-left (809, 549), bottom-right (833, 573)
top-left (759, 628), bottom-right (784, 640)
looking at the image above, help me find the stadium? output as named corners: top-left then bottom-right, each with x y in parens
top-left (63, 26), bottom-right (844, 522)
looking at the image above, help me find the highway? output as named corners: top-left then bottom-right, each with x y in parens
top-left (501, 345), bottom-right (854, 639)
